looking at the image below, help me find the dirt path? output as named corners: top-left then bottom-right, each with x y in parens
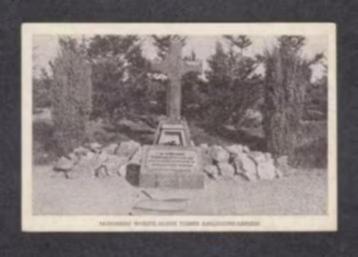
top-left (33, 165), bottom-right (327, 215)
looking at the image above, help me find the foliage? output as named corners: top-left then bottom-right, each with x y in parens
top-left (181, 72), bottom-right (207, 120)
top-left (292, 136), bottom-right (327, 168)
top-left (203, 37), bottom-right (263, 129)
top-left (262, 36), bottom-right (324, 157)
top-left (304, 74), bottom-right (328, 120)
top-left (51, 37), bottom-right (92, 155)
top-left (33, 69), bottom-right (52, 109)
top-left (87, 35), bottom-right (151, 120)
top-left (152, 35), bottom-right (186, 59)
top-left (224, 35), bottom-right (252, 54)
top-left (33, 120), bottom-right (56, 164)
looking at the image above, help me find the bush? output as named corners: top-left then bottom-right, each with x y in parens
top-left (291, 137), bottom-right (327, 168)
top-left (33, 120), bottom-right (57, 164)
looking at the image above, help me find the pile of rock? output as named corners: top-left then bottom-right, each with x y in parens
top-left (202, 144), bottom-right (285, 181)
top-left (53, 140), bottom-right (141, 179)
top-left (53, 140), bottom-right (288, 182)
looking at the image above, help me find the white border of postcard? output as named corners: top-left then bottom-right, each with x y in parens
top-left (22, 23), bottom-right (337, 232)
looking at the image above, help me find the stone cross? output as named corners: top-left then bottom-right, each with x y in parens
top-left (151, 38), bottom-right (202, 121)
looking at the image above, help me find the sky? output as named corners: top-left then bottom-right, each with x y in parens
top-left (33, 34), bottom-right (328, 81)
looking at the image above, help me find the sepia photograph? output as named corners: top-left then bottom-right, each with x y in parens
top-left (22, 23), bottom-right (337, 231)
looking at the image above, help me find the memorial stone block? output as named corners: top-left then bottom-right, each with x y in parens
top-left (139, 146), bottom-right (204, 189)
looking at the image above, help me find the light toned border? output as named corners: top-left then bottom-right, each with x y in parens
top-left (22, 23), bottom-right (337, 232)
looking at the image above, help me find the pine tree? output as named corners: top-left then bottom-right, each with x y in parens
top-left (33, 69), bottom-right (52, 109)
top-left (304, 64), bottom-right (327, 120)
top-left (87, 35), bottom-right (150, 120)
top-left (224, 35), bottom-right (252, 55)
top-left (263, 36), bottom-right (313, 157)
top-left (51, 37), bottom-right (92, 155)
top-left (205, 39), bottom-right (263, 129)
top-left (152, 35), bottom-right (186, 59)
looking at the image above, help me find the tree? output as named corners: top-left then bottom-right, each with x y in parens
top-left (181, 52), bottom-right (207, 120)
top-left (33, 68), bottom-right (52, 109)
top-left (152, 35), bottom-right (186, 59)
top-left (304, 72), bottom-right (328, 120)
top-left (224, 35), bottom-right (252, 54)
top-left (262, 36), bottom-right (323, 157)
top-left (204, 38), bottom-right (263, 130)
top-left (87, 35), bottom-right (150, 120)
top-left (51, 37), bottom-right (92, 155)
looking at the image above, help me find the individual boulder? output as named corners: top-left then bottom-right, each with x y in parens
top-left (102, 143), bottom-right (119, 155)
top-left (241, 170), bottom-right (258, 181)
top-left (210, 145), bottom-right (230, 163)
top-left (72, 151), bottom-right (107, 178)
top-left (236, 152), bottom-right (257, 181)
top-left (73, 161), bottom-right (95, 178)
top-left (118, 163), bottom-right (128, 177)
top-left (82, 151), bottom-right (96, 161)
top-left (204, 164), bottom-right (220, 178)
top-left (275, 155), bottom-right (290, 176)
top-left (75, 151), bottom-right (95, 172)
top-left (236, 152), bottom-right (256, 174)
top-left (89, 142), bottom-right (102, 153)
top-left (256, 153), bottom-right (276, 180)
top-left (275, 167), bottom-right (284, 178)
top-left (129, 147), bottom-right (142, 164)
top-left (217, 162), bottom-right (235, 177)
top-left (225, 144), bottom-right (244, 157)
top-left (201, 147), bottom-right (213, 166)
top-left (68, 152), bottom-right (81, 163)
top-left (54, 156), bottom-right (74, 172)
top-left (102, 155), bottom-right (128, 176)
top-left (53, 156), bottom-right (77, 178)
top-left (73, 146), bottom-right (89, 157)
top-left (249, 151), bottom-right (266, 163)
top-left (93, 152), bottom-right (110, 177)
top-left (242, 145), bottom-right (250, 153)
top-left (115, 140), bottom-right (141, 158)
top-left (232, 157), bottom-right (244, 174)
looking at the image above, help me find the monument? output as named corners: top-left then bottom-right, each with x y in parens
top-left (138, 37), bottom-right (204, 189)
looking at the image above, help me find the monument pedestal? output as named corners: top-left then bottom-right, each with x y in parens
top-left (153, 118), bottom-right (192, 146)
top-left (139, 145), bottom-right (204, 189)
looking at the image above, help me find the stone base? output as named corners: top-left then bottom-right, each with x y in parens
top-left (153, 118), bottom-right (192, 146)
top-left (125, 164), bottom-right (205, 189)
top-left (139, 172), bottom-right (205, 189)
top-left (135, 145), bottom-right (204, 189)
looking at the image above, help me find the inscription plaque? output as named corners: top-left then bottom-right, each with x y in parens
top-left (139, 145), bottom-right (204, 189)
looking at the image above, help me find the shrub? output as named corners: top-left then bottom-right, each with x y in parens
top-left (33, 120), bottom-right (57, 164)
top-left (291, 137), bottom-right (327, 168)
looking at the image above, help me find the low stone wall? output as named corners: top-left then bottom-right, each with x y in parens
top-left (53, 141), bottom-right (289, 181)
top-left (201, 144), bottom-right (287, 181)
top-left (53, 141), bottom-right (141, 179)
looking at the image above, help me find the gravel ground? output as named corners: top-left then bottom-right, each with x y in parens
top-left (33, 165), bottom-right (327, 216)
